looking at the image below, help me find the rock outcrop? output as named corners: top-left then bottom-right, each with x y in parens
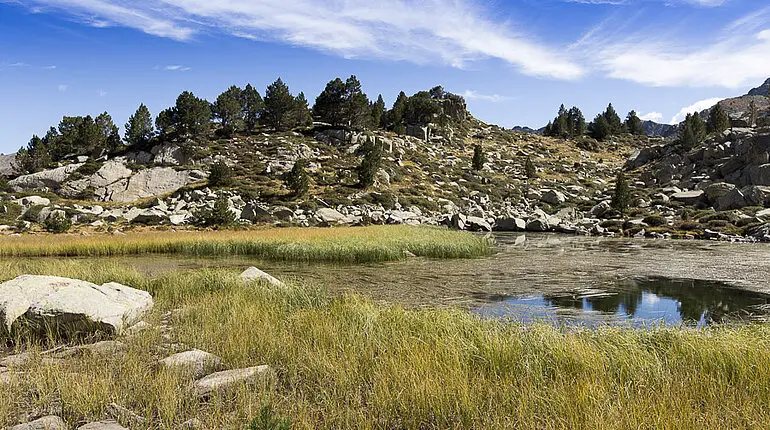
top-left (0, 275), bottom-right (153, 337)
top-left (8, 163), bottom-right (84, 192)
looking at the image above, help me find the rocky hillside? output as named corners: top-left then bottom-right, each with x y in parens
top-left (1, 79), bottom-right (769, 242)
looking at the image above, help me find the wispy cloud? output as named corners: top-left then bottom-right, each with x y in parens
top-left (57, 84), bottom-right (68, 92)
top-left (8, 0), bottom-right (584, 80)
top-left (670, 97), bottom-right (725, 123)
top-left (42, 65), bottom-right (57, 70)
top-left (98, 89), bottom-right (107, 97)
top-left (163, 65), bottom-right (191, 71)
top-left (579, 6), bottom-right (770, 88)
top-left (461, 90), bottom-right (511, 103)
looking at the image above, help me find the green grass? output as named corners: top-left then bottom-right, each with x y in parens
top-left (0, 225), bottom-right (492, 263)
top-left (2, 260), bottom-right (770, 429)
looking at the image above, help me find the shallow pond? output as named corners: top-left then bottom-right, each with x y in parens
top-left (105, 233), bottom-right (770, 327)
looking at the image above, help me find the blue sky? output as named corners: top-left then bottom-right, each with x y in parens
top-left (1, 0), bottom-right (769, 154)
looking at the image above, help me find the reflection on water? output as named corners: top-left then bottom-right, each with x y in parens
top-left (76, 232), bottom-right (770, 327)
top-left (477, 277), bottom-right (770, 327)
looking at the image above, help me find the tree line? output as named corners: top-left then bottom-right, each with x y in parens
top-left (15, 77), bottom-right (467, 174)
top-left (542, 103), bottom-right (644, 141)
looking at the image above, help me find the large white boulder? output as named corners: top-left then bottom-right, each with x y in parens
top-left (240, 267), bottom-right (283, 286)
top-left (0, 275), bottom-right (153, 337)
top-left (105, 167), bottom-right (207, 203)
top-left (8, 163), bottom-right (84, 192)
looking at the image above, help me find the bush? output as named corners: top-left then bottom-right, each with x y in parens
top-left (194, 195), bottom-right (236, 227)
top-left (22, 205), bottom-right (45, 223)
top-left (611, 171), bottom-right (631, 215)
top-left (44, 212), bottom-right (72, 233)
top-left (643, 215), bottom-right (667, 227)
top-left (357, 141), bottom-right (383, 189)
top-left (74, 160), bottom-right (103, 177)
top-left (286, 159), bottom-right (310, 196)
top-left (208, 160), bottom-right (234, 187)
top-left (248, 405), bottom-right (291, 430)
top-left (472, 145), bottom-right (486, 171)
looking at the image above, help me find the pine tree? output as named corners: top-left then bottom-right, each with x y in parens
top-left (155, 108), bottom-right (175, 139)
top-left (263, 78), bottom-right (295, 131)
top-left (625, 110), bottom-right (645, 135)
top-left (611, 170), bottom-right (631, 215)
top-left (241, 84), bottom-right (264, 134)
top-left (124, 104), bottom-right (154, 148)
top-left (293, 92), bottom-right (312, 127)
top-left (214, 85), bottom-right (244, 136)
top-left (567, 107), bottom-right (586, 138)
top-left (174, 91), bottom-right (211, 138)
top-left (680, 117), bottom-right (697, 151)
top-left (707, 104), bottom-right (730, 134)
top-left (690, 113), bottom-right (707, 141)
top-left (589, 114), bottom-right (611, 141)
top-left (313, 78), bottom-right (346, 127)
top-left (603, 103), bottom-right (624, 135)
top-left (286, 159), bottom-right (310, 196)
top-left (389, 91), bottom-right (408, 130)
top-left (370, 94), bottom-right (386, 129)
top-left (525, 155), bottom-right (537, 179)
top-left (343, 75), bottom-right (370, 129)
top-left (94, 112), bottom-right (121, 154)
top-left (472, 144), bottom-right (486, 171)
top-left (208, 160), bottom-right (234, 187)
top-left (357, 140), bottom-right (383, 188)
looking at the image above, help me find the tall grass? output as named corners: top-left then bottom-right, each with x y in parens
top-left (2, 261), bottom-right (770, 428)
top-left (0, 226), bottom-right (492, 263)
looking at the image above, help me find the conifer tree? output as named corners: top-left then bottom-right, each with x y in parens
top-left (313, 78), bottom-right (346, 127)
top-left (357, 140), bottom-right (383, 188)
top-left (568, 107), bottom-right (586, 138)
top-left (370, 94), bottom-right (386, 129)
top-left (625, 110), bottom-right (645, 135)
top-left (389, 91), bottom-right (408, 131)
top-left (344, 75), bottom-right (371, 129)
top-left (263, 78), bottom-right (295, 131)
top-left (589, 114), bottom-right (611, 141)
top-left (472, 144), bottom-right (486, 171)
top-left (286, 159), bottom-right (310, 196)
top-left (603, 103), bottom-right (624, 135)
top-left (124, 104), bottom-right (154, 148)
top-left (214, 85), bottom-right (244, 136)
top-left (174, 91), bottom-right (211, 138)
top-left (525, 155), bottom-right (537, 179)
top-left (293, 92), bottom-right (312, 127)
top-left (707, 104), bottom-right (730, 134)
top-left (680, 118), bottom-right (697, 151)
top-left (611, 170), bottom-right (631, 215)
top-left (241, 84), bottom-right (264, 134)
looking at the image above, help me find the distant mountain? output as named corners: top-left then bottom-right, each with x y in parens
top-left (510, 125), bottom-right (543, 134)
top-left (642, 120), bottom-right (678, 138)
top-left (747, 78), bottom-right (770, 97)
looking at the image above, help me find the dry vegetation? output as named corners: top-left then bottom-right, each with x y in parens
top-left (2, 257), bottom-right (770, 429)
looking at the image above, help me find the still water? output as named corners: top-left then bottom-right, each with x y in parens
top-left (119, 233), bottom-right (770, 327)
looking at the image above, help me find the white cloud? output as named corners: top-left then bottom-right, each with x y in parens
top-left (164, 65), bottom-right (191, 71)
top-left (639, 112), bottom-right (663, 122)
top-left (42, 65), bottom-right (57, 69)
top-left (10, 0), bottom-right (584, 80)
top-left (98, 89), bottom-right (107, 97)
top-left (585, 7), bottom-right (770, 88)
top-left (57, 84), bottom-right (68, 92)
top-left (461, 90), bottom-right (510, 102)
top-left (670, 97), bottom-right (725, 123)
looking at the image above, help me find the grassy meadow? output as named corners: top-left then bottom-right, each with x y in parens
top-left (0, 225), bottom-right (492, 263)
top-left (1, 257), bottom-right (770, 429)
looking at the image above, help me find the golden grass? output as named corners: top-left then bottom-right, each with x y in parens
top-left (2, 260), bottom-right (770, 429)
top-left (0, 225), bottom-right (492, 263)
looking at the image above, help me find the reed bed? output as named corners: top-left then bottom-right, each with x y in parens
top-left (2, 261), bottom-right (770, 429)
top-left (0, 226), bottom-right (492, 263)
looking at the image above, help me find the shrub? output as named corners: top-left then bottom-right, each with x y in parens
top-left (472, 145), bottom-right (486, 171)
top-left (74, 160), bottom-right (103, 177)
top-left (611, 171), bottom-right (631, 215)
top-left (22, 205), bottom-right (45, 223)
top-left (44, 212), bottom-right (72, 233)
top-left (643, 215), bottom-right (667, 227)
top-left (208, 160), bottom-right (234, 187)
top-left (286, 159), bottom-right (310, 196)
top-left (357, 140), bottom-right (383, 189)
top-left (248, 405), bottom-right (291, 430)
top-left (194, 195), bottom-right (236, 227)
